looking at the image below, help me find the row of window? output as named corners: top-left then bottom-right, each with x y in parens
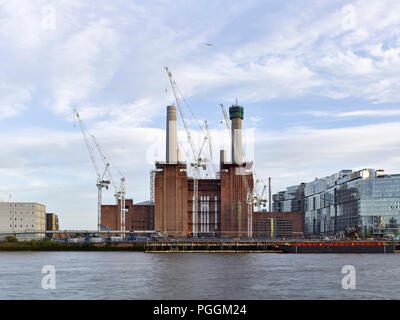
top-left (10, 225), bottom-right (35, 228)
top-left (9, 204), bottom-right (35, 208)
top-left (9, 211), bottom-right (35, 214)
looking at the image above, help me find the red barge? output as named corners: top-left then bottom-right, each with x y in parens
top-left (278, 241), bottom-right (395, 254)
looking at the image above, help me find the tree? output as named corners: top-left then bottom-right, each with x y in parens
top-left (5, 236), bottom-right (18, 242)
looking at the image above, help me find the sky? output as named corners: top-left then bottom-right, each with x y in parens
top-left (1, 0), bottom-right (400, 229)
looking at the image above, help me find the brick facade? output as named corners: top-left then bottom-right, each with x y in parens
top-left (101, 199), bottom-right (154, 232)
top-left (253, 211), bottom-right (304, 239)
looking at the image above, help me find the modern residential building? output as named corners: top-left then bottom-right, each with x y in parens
top-left (274, 169), bottom-right (400, 238)
top-left (0, 202), bottom-right (46, 240)
top-left (272, 191), bottom-right (285, 212)
top-left (46, 213), bottom-right (59, 238)
top-left (273, 184), bottom-right (306, 213)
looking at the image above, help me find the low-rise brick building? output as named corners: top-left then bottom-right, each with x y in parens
top-left (101, 199), bottom-right (154, 232)
top-left (253, 211), bottom-right (304, 239)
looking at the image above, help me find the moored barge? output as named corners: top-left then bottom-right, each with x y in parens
top-left (145, 240), bottom-right (396, 253)
top-left (278, 241), bottom-right (395, 254)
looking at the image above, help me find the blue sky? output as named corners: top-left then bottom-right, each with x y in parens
top-left (1, 0), bottom-right (400, 229)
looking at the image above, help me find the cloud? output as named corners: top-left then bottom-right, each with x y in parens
top-left (2, 0), bottom-right (400, 121)
top-left (2, 1), bottom-right (400, 229)
top-left (0, 84), bottom-right (31, 119)
top-left (253, 121), bottom-right (400, 193)
top-left (301, 109), bottom-right (400, 118)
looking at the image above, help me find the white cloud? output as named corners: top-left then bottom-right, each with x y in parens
top-left (301, 109), bottom-right (400, 118)
top-left (253, 121), bottom-right (400, 193)
top-left (2, 1), bottom-right (400, 229)
top-left (0, 84), bottom-right (31, 119)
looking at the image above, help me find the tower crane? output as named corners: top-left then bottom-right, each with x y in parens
top-left (220, 103), bottom-right (232, 134)
top-left (91, 135), bottom-right (127, 235)
top-left (204, 121), bottom-right (217, 178)
top-left (254, 174), bottom-right (268, 211)
top-left (74, 110), bottom-right (111, 231)
top-left (165, 66), bottom-right (207, 237)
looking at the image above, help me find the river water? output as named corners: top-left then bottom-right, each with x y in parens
top-left (0, 252), bottom-right (399, 300)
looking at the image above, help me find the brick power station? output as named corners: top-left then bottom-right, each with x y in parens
top-left (101, 104), bottom-right (304, 238)
top-left (155, 104), bottom-right (254, 237)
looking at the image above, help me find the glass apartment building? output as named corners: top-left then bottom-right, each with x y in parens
top-left (274, 169), bottom-right (400, 237)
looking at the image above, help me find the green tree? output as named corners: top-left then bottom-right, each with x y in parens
top-left (5, 236), bottom-right (18, 242)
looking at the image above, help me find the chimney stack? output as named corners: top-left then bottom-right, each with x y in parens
top-left (177, 147), bottom-right (183, 163)
top-left (220, 149), bottom-right (227, 171)
top-left (166, 105), bottom-right (177, 163)
top-left (229, 104), bottom-right (244, 164)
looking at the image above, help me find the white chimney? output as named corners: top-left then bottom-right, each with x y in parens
top-left (166, 105), bottom-right (177, 163)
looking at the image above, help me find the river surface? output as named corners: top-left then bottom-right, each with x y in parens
top-left (0, 252), bottom-right (399, 300)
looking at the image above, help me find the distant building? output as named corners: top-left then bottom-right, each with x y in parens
top-left (101, 199), bottom-right (154, 232)
top-left (253, 211), bottom-right (304, 239)
top-left (46, 213), bottom-right (59, 238)
top-left (274, 168), bottom-right (400, 238)
top-left (46, 213), bottom-right (59, 231)
top-left (131, 201), bottom-right (154, 231)
top-left (273, 184), bottom-right (306, 213)
top-left (0, 202), bottom-right (46, 240)
top-left (272, 191), bottom-right (285, 212)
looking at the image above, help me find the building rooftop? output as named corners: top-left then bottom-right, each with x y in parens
top-left (135, 201), bottom-right (154, 206)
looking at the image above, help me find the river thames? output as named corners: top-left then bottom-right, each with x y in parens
top-left (0, 252), bottom-right (399, 300)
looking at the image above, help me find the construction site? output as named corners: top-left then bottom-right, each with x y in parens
top-left (0, 67), bottom-right (304, 243)
top-left (88, 67), bottom-right (303, 240)
top-left (3, 67), bottom-right (400, 254)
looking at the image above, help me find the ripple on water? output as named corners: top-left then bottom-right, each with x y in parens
top-left (0, 252), bottom-right (398, 300)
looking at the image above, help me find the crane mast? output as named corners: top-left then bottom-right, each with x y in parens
top-left (90, 135), bottom-right (127, 235)
top-left (204, 121), bottom-right (217, 178)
